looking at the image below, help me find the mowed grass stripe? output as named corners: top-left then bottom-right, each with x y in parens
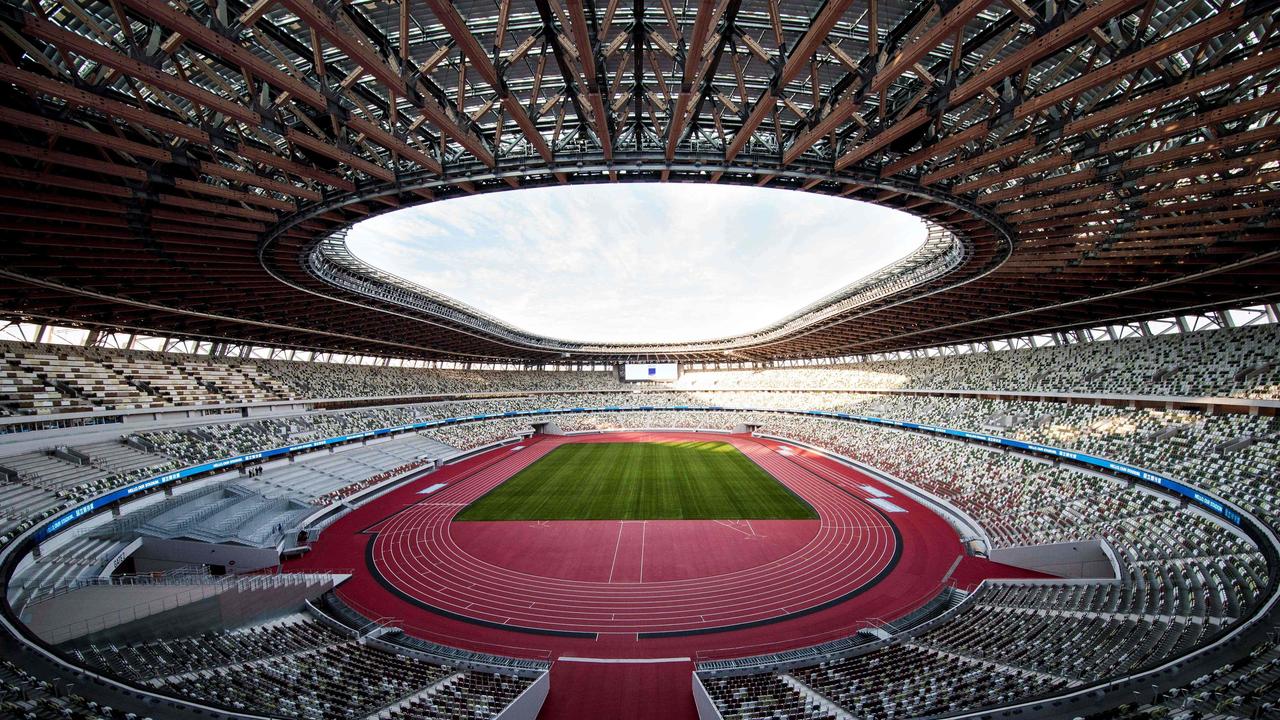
top-left (454, 441), bottom-right (817, 521)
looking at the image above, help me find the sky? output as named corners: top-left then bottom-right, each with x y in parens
top-left (345, 183), bottom-right (926, 343)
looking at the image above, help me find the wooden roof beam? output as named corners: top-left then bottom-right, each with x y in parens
top-left (920, 135), bottom-right (1036, 185)
top-left (871, 0), bottom-right (995, 94)
top-left (948, 0), bottom-right (1147, 108)
top-left (284, 128), bottom-right (395, 183)
top-left (21, 14), bottom-right (260, 126)
top-left (277, 0), bottom-right (494, 167)
top-left (880, 121), bottom-right (987, 176)
top-left (422, 0), bottom-right (554, 164)
top-left (891, 15), bottom-right (1273, 179)
top-left (666, 0), bottom-right (716, 160)
top-left (122, 0), bottom-right (326, 111)
top-left (780, 0), bottom-right (857, 88)
top-left (727, 0), bottom-right (855, 164)
top-left (1012, 4), bottom-right (1251, 124)
top-left (1063, 48), bottom-right (1280, 138)
top-left (835, 108), bottom-right (930, 170)
top-left (564, 0), bottom-right (613, 160)
top-left (951, 148), bottom-right (1070, 194)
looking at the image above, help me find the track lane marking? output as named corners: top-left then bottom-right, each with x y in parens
top-left (606, 521), bottom-right (626, 583)
top-left (639, 521), bottom-right (647, 584)
top-left (368, 432), bottom-right (905, 632)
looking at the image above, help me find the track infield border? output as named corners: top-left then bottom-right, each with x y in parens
top-left (361, 432), bottom-right (909, 638)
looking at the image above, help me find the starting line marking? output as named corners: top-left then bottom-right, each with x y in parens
top-left (558, 657), bottom-right (691, 664)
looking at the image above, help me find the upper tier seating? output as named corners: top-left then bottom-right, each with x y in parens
top-left (674, 324), bottom-right (1280, 398)
top-left (172, 360), bottom-right (287, 403)
top-left (0, 324), bottom-right (1277, 422)
top-left (1, 348), bottom-right (159, 411)
top-left (90, 354), bottom-right (224, 407)
top-left (257, 359), bottom-right (626, 398)
top-left (0, 361), bottom-right (89, 415)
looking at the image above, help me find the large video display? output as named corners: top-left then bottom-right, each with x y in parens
top-left (623, 363), bottom-right (679, 381)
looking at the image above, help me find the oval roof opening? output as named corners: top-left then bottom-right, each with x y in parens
top-left (346, 183), bottom-right (928, 344)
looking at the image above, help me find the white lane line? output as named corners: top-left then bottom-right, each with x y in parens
top-left (639, 521), bottom-right (647, 584)
top-left (712, 520), bottom-right (753, 537)
top-left (370, 434), bottom-right (905, 632)
top-left (606, 522), bottom-right (626, 583)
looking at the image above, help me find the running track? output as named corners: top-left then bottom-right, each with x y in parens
top-left (370, 433), bottom-right (898, 635)
top-left (285, 432), bottom-right (1051, 720)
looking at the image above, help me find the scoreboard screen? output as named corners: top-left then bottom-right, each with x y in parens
top-left (623, 363), bottom-right (679, 382)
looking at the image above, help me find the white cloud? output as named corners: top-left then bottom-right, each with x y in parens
top-left (346, 184), bottom-right (926, 343)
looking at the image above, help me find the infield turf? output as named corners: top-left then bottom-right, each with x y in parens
top-left (453, 441), bottom-right (817, 521)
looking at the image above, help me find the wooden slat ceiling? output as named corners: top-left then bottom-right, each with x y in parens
top-left (0, 0), bottom-right (1277, 362)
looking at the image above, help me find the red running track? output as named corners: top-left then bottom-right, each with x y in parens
top-left (454, 518), bottom-right (818, 584)
top-left (371, 433), bottom-right (897, 635)
top-left (284, 432), bottom-right (1052, 720)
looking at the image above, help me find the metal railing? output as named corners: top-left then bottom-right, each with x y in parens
top-left (22, 565), bottom-right (341, 607)
top-left (33, 571), bottom-right (344, 645)
top-left (694, 582), bottom-right (966, 675)
top-left (315, 591), bottom-right (551, 674)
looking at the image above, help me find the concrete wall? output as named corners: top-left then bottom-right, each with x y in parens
top-left (42, 575), bottom-right (340, 648)
top-left (989, 540), bottom-right (1116, 579)
top-left (693, 673), bottom-right (724, 720)
top-left (98, 537), bottom-right (143, 579)
top-left (25, 583), bottom-right (227, 644)
top-left (243, 403), bottom-right (308, 417)
top-left (133, 537), bottom-right (280, 574)
top-left (494, 671), bottom-right (551, 720)
top-left (531, 421), bottom-right (565, 435)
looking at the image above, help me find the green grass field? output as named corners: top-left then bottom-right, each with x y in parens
top-left (454, 441), bottom-right (817, 521)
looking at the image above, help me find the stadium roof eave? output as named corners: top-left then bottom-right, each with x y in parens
top-left (0, 0), bottom-right (1277, 362)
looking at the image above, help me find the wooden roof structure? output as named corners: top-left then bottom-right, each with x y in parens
top-left (0, 0), bottom-right (1277, 361)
